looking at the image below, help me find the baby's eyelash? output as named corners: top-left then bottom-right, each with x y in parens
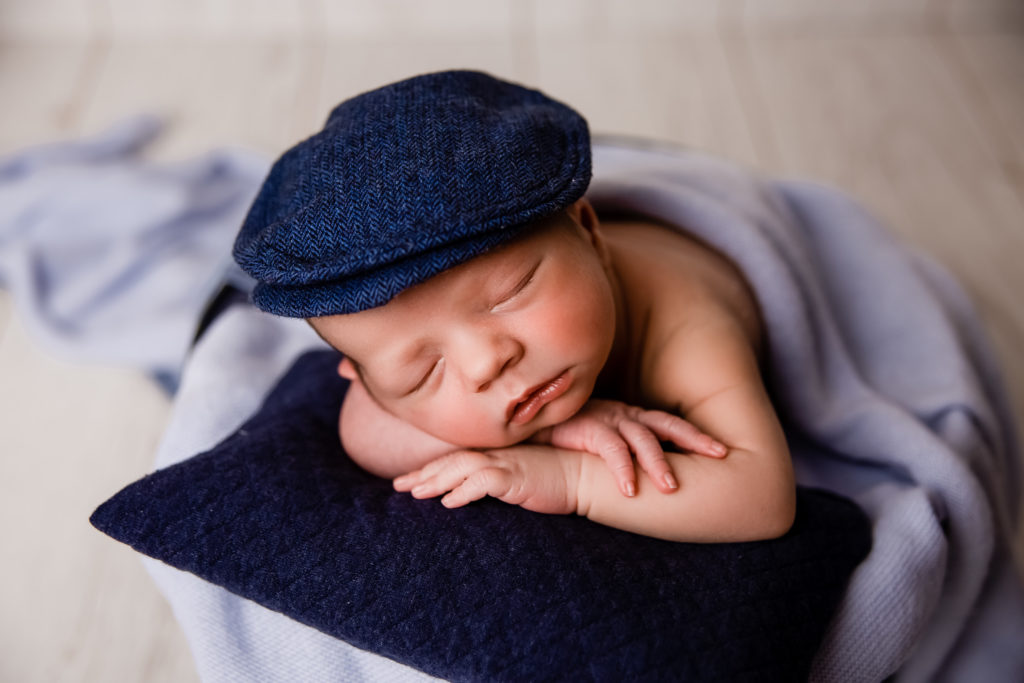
top-left (408, 359), bottom-right (441, 395)
top-left (493, 262), bottom-right (539, 308)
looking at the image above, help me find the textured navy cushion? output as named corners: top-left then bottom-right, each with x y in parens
top-left (91, 350), bottom-right (871, 682)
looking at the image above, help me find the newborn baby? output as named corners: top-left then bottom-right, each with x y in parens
top-left (234, 70), bottom-right (795, 543)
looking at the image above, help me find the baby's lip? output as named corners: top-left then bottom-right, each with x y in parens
top-left (507, 370), bottom-right (571, 425)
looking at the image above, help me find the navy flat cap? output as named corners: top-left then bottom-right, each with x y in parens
top-left (233, 70), bottom-right (592, 317)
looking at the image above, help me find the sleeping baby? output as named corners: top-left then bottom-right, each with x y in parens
top-left (233, 70), bottom-right (795, 543)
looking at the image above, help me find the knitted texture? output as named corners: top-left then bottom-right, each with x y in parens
top-left (92, 350), bottom-right (872, 682)
top-left (232, 70), bottom-right (592, 316)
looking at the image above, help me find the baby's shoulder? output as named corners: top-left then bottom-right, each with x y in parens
top-left (601, 216), bottom-right (765, 409)
top-left (602, 216), bottom-right (762, 351)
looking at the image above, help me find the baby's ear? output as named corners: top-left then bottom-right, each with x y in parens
top-left (337, 357), bottom-right (359, 380)
top-left (569, 199), bottom-right (612, 266)
top-left (573, 198), bottom-right (599, 233)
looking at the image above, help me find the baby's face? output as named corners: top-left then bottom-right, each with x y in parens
top-left (311, 210), bottom-right (618, 448)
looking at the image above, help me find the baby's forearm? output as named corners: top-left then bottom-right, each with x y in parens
top-left (339, 378), bottom-right (460, 478)
top-left (389, 437), bottom-right (794, 542)
top-left (573, 448), bottom-right (795, 543)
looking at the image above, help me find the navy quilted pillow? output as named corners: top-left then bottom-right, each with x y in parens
top-left (92, 350), bottom-right (871, 682)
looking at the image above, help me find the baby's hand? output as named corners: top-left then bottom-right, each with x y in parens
top-left (393, 445), bottom-right (579, 516)
top-left (531, 399), bottom-right (727, 497)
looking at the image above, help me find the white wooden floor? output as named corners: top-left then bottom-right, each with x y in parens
top-left (1, 1), bottom-right (1022, 681)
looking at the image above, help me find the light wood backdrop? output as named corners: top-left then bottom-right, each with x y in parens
top-left (1, 1), bottom-right (1021, 680)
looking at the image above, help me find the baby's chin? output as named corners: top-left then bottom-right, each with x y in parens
top-left (424, 392), bottom-right (590, 450)
top-left (429, 420), bottom-right (547, 451)
top-left (443, 428), bottom-right (531, 451)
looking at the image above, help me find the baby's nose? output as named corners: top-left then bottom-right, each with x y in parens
top-left (457, 330), bottom-right (522, 392)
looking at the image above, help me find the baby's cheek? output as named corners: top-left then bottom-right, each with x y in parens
top-left (419, 406), bottom-right (514, 449)
top-left (543, 290), bottom-right (611, 352)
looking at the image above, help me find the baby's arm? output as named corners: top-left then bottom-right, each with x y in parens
top-left (529, 400), bottom-right (728, 496)
top-left (338, 372), bottom-right (460, 478)
top-left (586, 318), bottom-right (794, 540)
top-left (394, 444), bottom-right (783, 542)
top-left (589, 318), bottom-right (795, 540)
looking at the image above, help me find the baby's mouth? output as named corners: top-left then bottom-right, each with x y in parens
top-left (508, 371), bottom-right (571, 425)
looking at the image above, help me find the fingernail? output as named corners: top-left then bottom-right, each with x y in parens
top-left (713, 443), bottom-right (728, 456)
top-left (663, 473), bottom-right (678, 490)
top-left (625, 482), bottom-right (636, 497)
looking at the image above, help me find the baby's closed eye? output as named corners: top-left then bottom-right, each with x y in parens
top-left (490, 261), bottom-right (540, 311)
top-left (406, 358), bottom-right (443, 395)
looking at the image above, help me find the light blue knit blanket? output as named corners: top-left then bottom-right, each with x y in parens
top-left (3, 121), bottom-right (1020, 681)
top-left (0, 116), bottom-right (266, 391)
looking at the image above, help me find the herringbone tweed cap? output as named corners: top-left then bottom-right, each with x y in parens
top-left (233, 70), bottom-right (592, 317)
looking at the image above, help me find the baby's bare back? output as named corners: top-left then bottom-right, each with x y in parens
top-left (599, 215), bottom-right (765, 411)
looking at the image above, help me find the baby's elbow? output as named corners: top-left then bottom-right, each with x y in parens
top-left (716, 460), bottom-right (796, 542)
top-left (745, 484), bottom-right (797, 541)
top-left (758, 494), bottom-right (797, 540)
top-left (730, 447), bottom-right (796, 541)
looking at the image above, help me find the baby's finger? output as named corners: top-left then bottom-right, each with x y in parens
top-left (393, 457), bottom-right (447, 491)
top-left (441, 467), bottom-right (514, 508)
top-left (586, 424), bottom-right (636, 497)
top-left (393, 459), bottom-right (444, 491)
top-left (396, 451), bottom-right (488, 497)
top-left (393, 470), bottom-right (423, 491)
top-left (620, 421), bottom-right (678, 494)
top-left (637, 411), bottom-right (728, 458)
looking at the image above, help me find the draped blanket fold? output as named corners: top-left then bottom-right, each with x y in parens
top-left (0, 116), bottom-right (266, 390)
